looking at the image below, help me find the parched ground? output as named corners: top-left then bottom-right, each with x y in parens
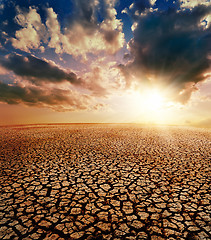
top-left (0, 124), bottom-right (210, 240)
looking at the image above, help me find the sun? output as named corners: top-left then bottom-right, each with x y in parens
top-left (123, 88), bottom-right (174, 124)
top-left (131, 88), bottom-right (165, 114)
top-left (114, 87), bottom-right (177, 124)
top-left (142, 89), bottom-right (164, 111)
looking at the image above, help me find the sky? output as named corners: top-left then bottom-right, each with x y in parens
top-left (0, 0), bottom-right (210, 126)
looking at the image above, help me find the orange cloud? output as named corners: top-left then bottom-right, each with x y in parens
top-left (0, 81), bottom-right (104, 112)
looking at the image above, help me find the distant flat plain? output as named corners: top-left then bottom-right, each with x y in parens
top-left (0, 124), bottom-right (210, 239)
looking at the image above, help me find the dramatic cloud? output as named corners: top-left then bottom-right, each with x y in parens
top-left (0, 0), bottom-right (210, 120)
top-left (46, 0), bottom-right (124, 58)
top-left (11, 7), bottom-right (48, 53)
top-left (180, 0), bottom-right (211, 9)
top-left (11, 0), bottom-right (125, 59)
top-left (0, 81), bottom-right (100, 111)
top-left (82, 66), bottom-right (109, 96)
top-left (0, 54), bottom-right (81, 85)
top-left (0, 53), bottom-right (120, 97)
top-left (122, 0), bottom-right (151, 17)
top-left (120, 4), bottom-right (211, 103)
top-left (81, 62), bottom-right (122, 97)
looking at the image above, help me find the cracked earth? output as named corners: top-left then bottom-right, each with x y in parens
top-left (0, 124), bottom-right (210, 239)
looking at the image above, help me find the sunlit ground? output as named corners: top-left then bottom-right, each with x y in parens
top-left (0, 124), bottom-right (210, 239)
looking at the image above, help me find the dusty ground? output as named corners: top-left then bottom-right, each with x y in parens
top-left (0, 124), bottom-right (210, 240)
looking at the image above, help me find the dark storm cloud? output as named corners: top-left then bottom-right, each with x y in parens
top-left (0, 54), bottom-right (81, 85)
top-left (66, 0), bottom-right (104, 33)
top-left (75, 0), bottom-right (96, 22)
top-left (71, 0), bottom-right (118, 24)
top-left (0, 81), bottom-right (70, 105)
top-left (68, 0), bottom-right (98, 32)
top-left (121, 4), bottom-right (211, 103)
top-left (0, 81), bottom-right (92, 111)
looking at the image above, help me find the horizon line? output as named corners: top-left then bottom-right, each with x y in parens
top-left (0, 122), bottom-right (209, 129)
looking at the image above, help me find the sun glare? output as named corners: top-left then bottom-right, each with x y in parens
top-left (142, 89), bottom-right (164, 111)
top-left (131, 88), bottom-right (166, 114)
top-left (123, 88), bottom-right (176, 124)
top-left (114, 87), bottom-right (180, 124)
